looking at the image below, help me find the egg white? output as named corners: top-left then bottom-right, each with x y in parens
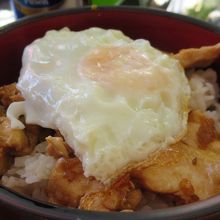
top-left (9, 27), bottom-right (190, 183)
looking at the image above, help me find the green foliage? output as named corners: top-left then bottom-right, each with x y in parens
top-left (187, 0), bottom-right (220, 20)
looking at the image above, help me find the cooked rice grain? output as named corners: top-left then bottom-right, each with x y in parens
top-left (1, 142), bottom-right (56, 186)
top-left (189, 68), bottom-right (220, 133)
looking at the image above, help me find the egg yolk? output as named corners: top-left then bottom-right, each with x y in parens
top-left (78, 46), bottom-right (171, 93)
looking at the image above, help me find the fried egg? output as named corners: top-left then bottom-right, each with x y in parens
top-left (8, 27), bottom-right (190, 183)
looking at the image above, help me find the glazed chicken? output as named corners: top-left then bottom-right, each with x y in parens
top-left (47, 157), bottom-right (104, 208)
top-left (79, 174), bottom-right (142, 211)
top-left (46, 136), bottom-right (73, 159)
top-left (132, 110), bottom-right (220, 203)
top-left (0, 84), bottom-right (40, 174)
top-left (47, 156), bottom-right (142, 211)
top-left (0, 148), bottom-right (12, 175)
top-left (0, 83), bottom-right (24, 108)
top-left (0, 116), bottom-right (40, 156)
top-left (174, 43), bottom-right (220, 69)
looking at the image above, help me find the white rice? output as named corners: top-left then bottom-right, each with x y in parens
top-left (1, 176), bottom-right (27, 188)
top-left (1, 142), bottom-right (56, 199)
top-left (188, 68), bottom-right (220, 133)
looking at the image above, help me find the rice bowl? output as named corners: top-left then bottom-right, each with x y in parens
top-left (1, 6), bottom-right (220, 220)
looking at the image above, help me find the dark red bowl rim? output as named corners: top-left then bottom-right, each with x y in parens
top-left (1, 5), bottom-right (220, 35)
top-left (1, 6), bottom-right (220, 220)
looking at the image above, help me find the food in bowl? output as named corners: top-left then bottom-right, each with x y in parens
top-left (0, 27), bottom-right (220, 211)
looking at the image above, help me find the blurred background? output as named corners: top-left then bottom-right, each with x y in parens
top-left (0, 0), bottom-right (220, 27)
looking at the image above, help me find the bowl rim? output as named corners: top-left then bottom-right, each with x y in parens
top-left (1, 181), bottom-right (220, 220)
top-left (1, 5), bottom-right (220, 220)
top-left (1, 5), bottom-right (220, 34)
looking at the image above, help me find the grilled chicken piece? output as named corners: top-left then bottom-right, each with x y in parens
top-left (0, 105), bottom-right (5, 117)
top-left (47, 157), bottom-right (142, 211)
top-left (0, 83), bottom-right (24, 108)
top-left (0, 148), bottom-right (12, 175)
top-left (25, 124), bottom-right (40, 151)
top-left (0, 116), bottom-right (30, 155)
top-left (0, 117), bottom-right (39, 156)
top-left (47, 157), bottom-right (104, 208)
top-left (79, 175), bottom-right (142, 211)
top-left (46, 136), bottom-right (73, 159)
top-left (132, 110), bottom-right (220, 203)
top-left (174, 43), bottom-right (220, 69)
